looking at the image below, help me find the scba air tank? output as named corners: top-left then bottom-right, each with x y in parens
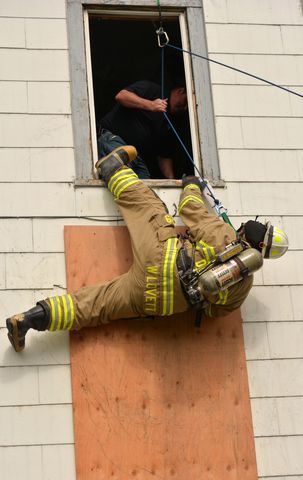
top-left (199, 248), bottom-right (263, 295)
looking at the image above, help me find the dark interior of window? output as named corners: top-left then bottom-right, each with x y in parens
top-left (89, 15), bottom-right (194, 179)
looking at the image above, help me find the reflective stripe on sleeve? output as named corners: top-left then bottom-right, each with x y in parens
top-left (196, 239), bottom-right (217, 264)
top-left (215, 289), bottom-right (229, 306)
top-left (162, 238), bottom-right (179, 316)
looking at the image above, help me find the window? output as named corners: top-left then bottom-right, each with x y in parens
top-left (67, 1), bottom-right (219, 185)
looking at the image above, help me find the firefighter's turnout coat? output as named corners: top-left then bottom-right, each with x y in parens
top-left (45, 167), bottom-right (253, 332)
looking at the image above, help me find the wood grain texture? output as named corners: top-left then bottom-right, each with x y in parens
top-left (65, 226), bottom-right (258, 480)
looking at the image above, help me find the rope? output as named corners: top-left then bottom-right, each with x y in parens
top-left (156, 0), bottom-right (162, 28)
top-left (166, 43), bottom-right (303, 100)
top-left (159, 44), bottom-right (232, 225)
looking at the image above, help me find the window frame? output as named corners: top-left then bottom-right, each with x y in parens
top-left (66, 0), bottom-right (220, 186)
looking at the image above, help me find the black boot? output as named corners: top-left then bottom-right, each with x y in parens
top-left (182, 175), bottom-right (203, 191)
top-left (6, 301), bottom-right (50, 353)
top-left (95, 145), bottom-right (137, 182)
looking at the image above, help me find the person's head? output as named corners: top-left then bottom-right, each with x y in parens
top-left (169, 86), bottom-right (187, 114)
top-left (238, 219), bottom-right (288, 259)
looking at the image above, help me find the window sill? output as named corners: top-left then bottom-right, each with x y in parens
top-left (74, 178), bottom-right (225, 188)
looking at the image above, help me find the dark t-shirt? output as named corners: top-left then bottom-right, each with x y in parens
top-left (101, 80), bottom-right (174, 157)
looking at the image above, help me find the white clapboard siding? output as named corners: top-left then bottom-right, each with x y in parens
top-left (0, 364), bottom-right (72, 406)
top-left (0, 0), bottom-right (66, 18)
top-left (0, 50), bottom-right (69, 81)
top-left (0, 404), bottom-right (74, 445)
top-left (0, 329), bottom-right (70, 367)
top-left (204, 2), bottom-right (303, 478)
top-left (0, 445), bottom-right (76, 480)
top-left (219, 150), bottom-right (303, 182)
top-left (209, 54), bottom-right (303, 86)
top-left (25, 19), bottom-right (68, 49)
top-left (0, 1), bottom-right (302, 479)
top-left (204, 0), bottom-right (303, 25)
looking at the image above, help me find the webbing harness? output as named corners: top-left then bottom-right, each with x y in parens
top-left (176, 234), bottom-right (204, 328)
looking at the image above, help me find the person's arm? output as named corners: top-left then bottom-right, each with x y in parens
top-left (115, 89), bottom-right (167, 112)
top-left (158, 156), bottom-right (175, 179)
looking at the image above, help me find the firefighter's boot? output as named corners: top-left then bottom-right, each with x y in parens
top-left (6, 302), bottom-right (50, 353)
top-left (95, 145), bottom-right (137, 183)
top-left (182, 175), bottom-right (203, 191)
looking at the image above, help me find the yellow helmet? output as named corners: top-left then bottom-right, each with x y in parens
top-left (261, 222), bottom-right (289, 259)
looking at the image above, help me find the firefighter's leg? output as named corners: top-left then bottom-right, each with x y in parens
top-left (96, 145), bottom-right (175, 267)
top-left (6, 274), bottom-right (140, 352)
top-left (107, 167), bottom-right (176, 268)
top-left (179, 178), bottom-right (235, 249)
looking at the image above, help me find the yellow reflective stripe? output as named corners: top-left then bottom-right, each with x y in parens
top-left (179, 195), bottom-right (204, 213)
top-left (108, 167), bottom-right (134, 189)
top-left (204, 248), bottom-right (210, 263)
top-left (222, 289), bottom-right (228, 305)
top-left (49, 297), bottom-right (56, 331)
top-left (215, 289), bottom-right (228, 305)
top-left (215, 292), bottom-right (223, 305)
top-left (110, 172), bottom-right (137, 195)
top-left (55, 296), bottom-right (63, 330)
top-left (67, 294), bottom-right (75, 330)
top-left (196, 240), bottom-right (217, 263)
top-left (209, 246), bottom-right (216, 261)
top-left (48, 294), bottom-right (75, 331)
top-left (61, 294), bottom-right (68, 330)
top-left (205, 303), bottom-right (212, 317)
top-left (112, 175), bottom-right (137, 196)
top-left (162, 238), bottom-right (178, 315)
top-left (162, 239), bottom-right (170, 315)
top-left (108, 168), bottom-right (125, 189)
top-left (169, 239), bottom-right (178, 314)
top-left (115, 178), bottom-right (140, 199)
top-left (183, 183), bottom-right (200, 191)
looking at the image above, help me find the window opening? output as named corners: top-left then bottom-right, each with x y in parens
top-left (87, 12), bottom-right (195, 180)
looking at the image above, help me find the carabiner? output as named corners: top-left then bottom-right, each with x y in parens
top-left (156, 27), bottom-right (169, 47)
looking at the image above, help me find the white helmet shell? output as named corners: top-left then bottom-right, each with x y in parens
top-left (262, 222), bottom-right (289, 259)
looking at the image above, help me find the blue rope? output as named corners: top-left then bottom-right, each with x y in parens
top-left (161, 47), bottom-right (165, 100)
top-left (159, 41), bottom-right (231, 223)
top-left (160, 45), bottom-right (199, 174)
top-left (163, 112), bottom-right (202, 177)
top-left (167, 43), bottom-right (303, 100)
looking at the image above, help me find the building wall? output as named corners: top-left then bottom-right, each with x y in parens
top-left (0, 0), bottom-right (302, 479)
top-left (203, 1), bottom-right (303, 479)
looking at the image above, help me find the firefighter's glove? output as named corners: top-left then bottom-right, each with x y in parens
top-left (182, 175), bottom-right (202, 190)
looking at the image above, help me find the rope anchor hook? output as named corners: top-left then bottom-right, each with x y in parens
top-left (156, 27), bottom-right (169, 47)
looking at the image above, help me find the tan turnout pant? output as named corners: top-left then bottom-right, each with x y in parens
top-left (46, 167), bottom-right (188, 332)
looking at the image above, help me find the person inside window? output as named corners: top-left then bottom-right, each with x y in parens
top-left (98, 80), bottom-right (188, 179)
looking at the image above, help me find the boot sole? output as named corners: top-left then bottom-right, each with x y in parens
top-left (6, 318), bottom-right (25, 353)
top-left (95, 145), bottom-right (136, 170)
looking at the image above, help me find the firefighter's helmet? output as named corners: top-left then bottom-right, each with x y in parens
top-left (261, 222), bottom-right (289, 259)
top-left (240, 220), bottom-right (289, 259)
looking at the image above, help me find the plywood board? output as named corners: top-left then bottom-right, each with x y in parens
top-left (65, 226), bottom-right (258, 480)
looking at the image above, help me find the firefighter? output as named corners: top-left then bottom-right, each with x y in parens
top-left (6, 146), bottom-right (289, 352)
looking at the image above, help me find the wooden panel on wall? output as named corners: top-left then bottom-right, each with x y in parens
top-left (65, 226), bottom-right (258, 480)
